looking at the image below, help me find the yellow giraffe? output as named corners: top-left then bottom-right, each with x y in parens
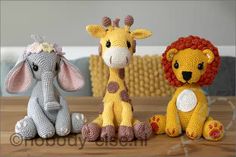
top-left (82, 15), bottom-right (152, 141)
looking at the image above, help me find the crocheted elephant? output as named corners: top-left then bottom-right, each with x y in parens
top-left (5, 35), bottom-right (87, 139)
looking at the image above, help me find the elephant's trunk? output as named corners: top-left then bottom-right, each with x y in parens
top-left (42, 71), bottom-right (60, 111)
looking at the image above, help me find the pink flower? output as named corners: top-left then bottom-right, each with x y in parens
top-left (54, 43), bottom-right (65, 56)
top-left (25, 42), bottom-right (42, 54)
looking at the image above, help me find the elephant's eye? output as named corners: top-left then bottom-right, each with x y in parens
top-left (127, 41), bottom-right (131, 48)
top-left (106, 40), bottom-right (111, 48)
top-left (174, 61), bottom-right (179, 69)
top-left (32, 63), bottom-right (38, 71)
top-left (55, 63), bottom-right (59, 71)
top-left (198, 62), bottom-right (204, 70)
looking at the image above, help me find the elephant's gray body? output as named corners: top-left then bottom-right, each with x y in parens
top-left (31, 82), bottom-right (59, 123)
top-left (6, 37), bottom-right (86, 139)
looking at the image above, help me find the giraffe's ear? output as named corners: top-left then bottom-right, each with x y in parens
top-left (86, 25), bottom-right (106, 38)
top-left (131, 29), bottom-right (152, 39)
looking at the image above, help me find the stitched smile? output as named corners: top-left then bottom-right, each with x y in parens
top-left (110, 56), bottom-right (112, 64)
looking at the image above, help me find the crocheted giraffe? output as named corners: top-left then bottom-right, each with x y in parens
top-left (82, 15), bottom-right (152, 141)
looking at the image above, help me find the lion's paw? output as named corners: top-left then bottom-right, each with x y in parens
top-left (165, 124), bottom-right (181, 137)
top-left (186, 127), bottom-right (201, 140)
top-left (203, 120), bottom-right (224, 141)
top-left (149, 115), bottom-right (166, 135)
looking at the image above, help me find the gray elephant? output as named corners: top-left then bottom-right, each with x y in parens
top-left (5, 35), bottom-right (87, 139)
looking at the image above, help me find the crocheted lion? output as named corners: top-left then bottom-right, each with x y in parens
top-left (149, 35), bottom-right (224, 141)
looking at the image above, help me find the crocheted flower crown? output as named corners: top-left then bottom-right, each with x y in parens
top-left (24, 35), bottom-right (65, 56)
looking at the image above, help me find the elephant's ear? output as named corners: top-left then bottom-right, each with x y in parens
top-left (58, 57), bottom-right (85, 92)
top-left (5, 59), bottom-right (33, 93)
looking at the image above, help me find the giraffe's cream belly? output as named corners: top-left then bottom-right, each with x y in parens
top-left (176, 89), bottom-right (197, 112)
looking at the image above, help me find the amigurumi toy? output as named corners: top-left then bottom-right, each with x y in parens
top-left (82, 15), bottom-right (153, 142)
top-left (5, 35), bottom-right (87, 139)
top-left (149, 35), bottom-right (224, 141)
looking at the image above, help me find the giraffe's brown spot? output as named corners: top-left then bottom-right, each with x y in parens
top-left (118, 69), bottom-right (125, 79)
top-left (120, 90), bottom-right (130, 102)
top-left (107, 81), bottom-right (119, 93)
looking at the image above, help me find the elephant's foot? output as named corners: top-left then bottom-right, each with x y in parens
top-left (118, 126), bottom-right (134, 142)
top-left (37, 121), bottom-right (55, 139)
top-left (134, 122), bottom-right (152, 140)
top-left (100, 125), bottom-right (115, 141)
top-left (71, 113), bottom-right (87, 133)
top-left (56, 127), bottom-right (70, 136)
top-left (15, 116), bottom-right (37, 139)
top-left (82, 123), bottom-right (101, 141)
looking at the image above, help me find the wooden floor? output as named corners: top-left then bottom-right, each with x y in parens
top-left (1, 96), bottom-right (236, 157)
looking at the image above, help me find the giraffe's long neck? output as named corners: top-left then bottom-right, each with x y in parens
top-left (103, 68), bottom-right (130, 102)
top-left (108, 68), bottom-right (125, 82)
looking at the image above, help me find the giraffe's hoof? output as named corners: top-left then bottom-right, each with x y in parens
top-left (82, 123), bottom-right (101, 141)
top-left (100, 125), bottom-right (115, 141)
top-left (118, 126), bottom-right (134, 142)
top-left (134, 122), bottom-right (152, 140)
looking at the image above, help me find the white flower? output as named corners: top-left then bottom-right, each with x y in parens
top-left (25, 42), bottom-right (42, 54)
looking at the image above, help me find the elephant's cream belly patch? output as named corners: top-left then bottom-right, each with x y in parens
top-left (176, 89), bottom-right (197, 112)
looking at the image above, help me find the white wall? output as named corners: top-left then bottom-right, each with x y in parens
top-left (1, 46), bottom-right (235, 63)
top-left (1, 1), bottom-right (235, 47)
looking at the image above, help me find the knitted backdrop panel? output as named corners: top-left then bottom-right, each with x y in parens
top-left (89, 55), bottom-right (175, 97)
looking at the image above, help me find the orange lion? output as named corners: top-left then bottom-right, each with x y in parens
top-left (149, 35), bottom-right (224, 141)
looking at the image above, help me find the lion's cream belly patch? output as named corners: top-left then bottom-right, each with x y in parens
top-left (176, 89), bottom-right (197, 112)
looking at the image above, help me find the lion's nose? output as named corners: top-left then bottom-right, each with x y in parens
top-left (182, 71), bottom-right (192, 81)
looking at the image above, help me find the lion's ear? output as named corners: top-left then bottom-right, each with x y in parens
top-left (203, 49), bottom-right (215, 64)
top-left (166, 48), bottom-right (178, 61)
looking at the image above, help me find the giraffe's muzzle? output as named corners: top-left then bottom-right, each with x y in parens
top-left (102, 47), bottom-right (132, 68)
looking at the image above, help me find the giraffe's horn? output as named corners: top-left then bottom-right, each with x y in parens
top-left (102, 16), bottom-right (111, 27)
top-left (124, 15), bottom-right (134, 27)
top-left (112, 18), bottom-right (120, 27)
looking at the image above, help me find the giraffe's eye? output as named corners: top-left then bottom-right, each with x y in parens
top-left (127, 41), bottom-right (131, 48)
top-left (198, 62), bottom-right (204, 70)
top-left (106, 40), bottom-right (111, 48)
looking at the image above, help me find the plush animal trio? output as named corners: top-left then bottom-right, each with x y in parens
top-left (6, 15), bottom-right (224, 142)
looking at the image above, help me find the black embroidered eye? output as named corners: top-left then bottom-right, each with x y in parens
top-left (32, 63), bottom-right (38, 71)
top-left (127, 41), bottom-right (131, 48)
top-left (106, 40), bottom-right (111, 48)
top-left (198, 62), bottom-right (204, 70)
top-left (174, 61), bottom-right (179, 69)
top-left (55, 63), bottom-right (59, 71)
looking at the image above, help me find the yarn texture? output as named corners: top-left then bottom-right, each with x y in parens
top-left (82, 15), bottom-right (153, 142)
top-left (89, 55), bottom-right (175, 97)
top-left (149, 35), bottom-right (224, 141)
top-left (5, 36), bottom-right (87, 139)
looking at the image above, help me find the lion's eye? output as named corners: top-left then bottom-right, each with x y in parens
top-left (174, 61), bottom-right (179, 69)
top-left (106, 40), bottom-right (111, 48)
top-left (198, 62), bottom-right (204, 70)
